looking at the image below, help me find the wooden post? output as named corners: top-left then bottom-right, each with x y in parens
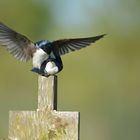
top-left (8, 75), bottom-right (80, 140)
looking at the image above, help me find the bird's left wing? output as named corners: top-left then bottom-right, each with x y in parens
top-left (51, 34), bottom-right (106, 56)
top-left (0, 22), bottom-right (36, 62)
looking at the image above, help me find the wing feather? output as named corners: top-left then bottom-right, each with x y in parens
top-left (52, 34), bottom-right (106, 56)
top-left (0, 22), bottom-right (36, 62)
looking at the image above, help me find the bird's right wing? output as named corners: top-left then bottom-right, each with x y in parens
top-left (51, 34), bottom-right (106, 56)
top-left (0, 22), bottom-right (36, 62)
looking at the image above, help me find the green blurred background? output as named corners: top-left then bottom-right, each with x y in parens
top-left (0, 0), bottom-right (140, 139)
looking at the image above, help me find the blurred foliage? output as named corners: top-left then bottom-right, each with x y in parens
top-left (0, 0), bottom-right (140, 140)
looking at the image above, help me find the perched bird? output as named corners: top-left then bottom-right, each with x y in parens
top-left (0, 22), bottom-right (105, 77)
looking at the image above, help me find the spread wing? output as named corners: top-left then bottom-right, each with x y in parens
top-left (0, 22), bottom-right (36, 62)
top-left (52, 34), bottom-right (106, 56)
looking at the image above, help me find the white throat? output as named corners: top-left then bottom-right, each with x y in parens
top-left (33, 48), bottom-right (49, 68)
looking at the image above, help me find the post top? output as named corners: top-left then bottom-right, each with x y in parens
top-left (38, 75), bottom-right (57, 110)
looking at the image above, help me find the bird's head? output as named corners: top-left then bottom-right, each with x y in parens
top-left (35, 40), bottom-right (49, 48)
top-left (35, 40), bottom-right (51, 54)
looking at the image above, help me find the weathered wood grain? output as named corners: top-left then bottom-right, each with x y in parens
top-left (38, 76), bottom-right (57, 110)
top-left (8, 76), bottom-right (80, 140)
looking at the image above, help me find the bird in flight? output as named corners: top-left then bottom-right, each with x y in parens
top-left (0, 22), bottom-right (105, 77)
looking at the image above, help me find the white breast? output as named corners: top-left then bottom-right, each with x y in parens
top-left (45, 61), bottom-right (59, 75)
top-left (33, 48), bottom-right (49, 68)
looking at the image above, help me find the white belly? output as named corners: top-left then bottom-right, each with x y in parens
top-left (33, 48), bottom-right (49, 68)
top-left (45, 61), bottom-right (58, 75)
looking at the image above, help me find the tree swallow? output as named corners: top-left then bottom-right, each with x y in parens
top-left (0, 22), bottom-right (105, 77)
